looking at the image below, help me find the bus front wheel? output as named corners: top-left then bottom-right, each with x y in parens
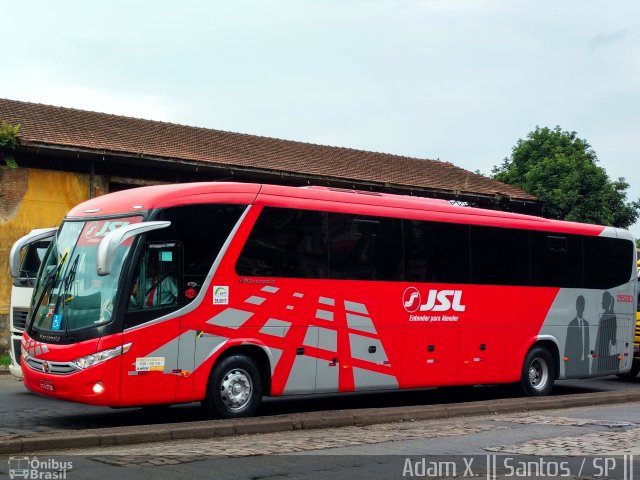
top-left (202, 354), bottom-right (263, 419)
top-left (519, 346), bottom-right (555, 396)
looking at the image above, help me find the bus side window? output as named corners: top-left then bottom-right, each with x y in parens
top-left (404, 220), bottom-right (469, 284)
top-left (531, 232), bottom-right (583, 288)
top-left (151, 204), bottom-right (245, 304)
top-left (470, 226), bottom-right (530, 286)
top-left (328, 213), bottom-right (403, 281)
top-left (236, 207), bottom-right (329, 279)
top-left (584, 236), bottom-right (634, 290)
top-left (128, 244), bottom-right (180, 311)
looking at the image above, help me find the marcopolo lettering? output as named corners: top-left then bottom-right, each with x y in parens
top-left (420, 290), bottom-right (465, 312)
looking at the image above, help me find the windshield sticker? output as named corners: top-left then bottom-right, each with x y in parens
top-left (185, 287), bottom-right (198, 299)
top-left (214, 286), bottom-right (229, 305)
top-left (77, 216), bottom-right (142, 246)
top-left (160, 251), bottom-right (173, 262)
top-left (135, 357), bottom-right (165, 372)
top-left (51, 314), bottom-right (63, 331)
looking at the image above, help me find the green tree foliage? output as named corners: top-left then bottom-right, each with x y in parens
top-left (0, 120), bottom-right (21, 168)
top-left (493, 126), bottom-right (639, 229)
top-left (0, 120), bottom-right (20, 149)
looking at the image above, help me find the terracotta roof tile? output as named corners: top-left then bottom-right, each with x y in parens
top-left (0, 98), bottom-right (536, 201)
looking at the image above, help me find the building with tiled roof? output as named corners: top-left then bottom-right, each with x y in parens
top-left (0, 98), bottom-right (535, 204)
top-left (0, 98), bottom-right (538, 350)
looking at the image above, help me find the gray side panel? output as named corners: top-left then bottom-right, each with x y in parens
top-left (267, 347), bottom-right (283, 375)
top-left (349, 333), bottom-right (388, 364)
top-left (177, 329), bottom-right (198, 372)
top-left (353, 367), bottom-right (398, 391)
top-left (207, 308), bottom-right (253, 329)
top-left (538, 287), bottom-right (635, 379)
top-left (259, 318), bottom-right (291, 338)
top-left (318, 296), bottom-right (336, 306)
top-left (245, 296), bottom-right (266, 306)
top-left (316, 309), bottom-right (334, 321)
top-left (315, 361), bottom-right (339, 393)
top-left (346, 313), bottom-right (377, 334)
top-left (344, 301), bottom-right (368, 315)
top-left (302, 326), bottom-right (319, 349)
top-left (317, 327), bottom-right (337, 352)
top-left (282, 355), bottom-right (316, 395)
top-left (145, 333), bottom-right (184, 373)
top-left (194, 333), bottom-right (228, 371)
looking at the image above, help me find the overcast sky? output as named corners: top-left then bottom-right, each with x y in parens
top-left (3, 0), bottom-right (639, 236)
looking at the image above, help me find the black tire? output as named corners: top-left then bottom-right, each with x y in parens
top-left (519, 346), bottom-right (555, 396)
top-left (202, 354), bottom-right (263, 419)
top-left (616, 360), bottom-right (640, 380)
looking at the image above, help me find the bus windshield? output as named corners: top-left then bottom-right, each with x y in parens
top-left (30, 217), bottom-right (141, 333)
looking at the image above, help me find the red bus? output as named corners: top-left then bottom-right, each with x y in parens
top-left (17, 182), bottom-right (637, 418)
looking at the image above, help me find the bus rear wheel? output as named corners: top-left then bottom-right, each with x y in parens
top-left (616, 360), bottom-right (640, 380)
top-left (202, 354), bottom-right (263, 419)
top-left (519, 346), bottom-right (555, 396)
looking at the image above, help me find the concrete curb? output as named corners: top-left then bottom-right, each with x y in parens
top-left (1, 390), bottom-right (639, 455)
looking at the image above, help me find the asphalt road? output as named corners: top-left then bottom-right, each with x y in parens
top-left (1, 372), bottom-right (639, 437)
top-left (4, 397), bottom-right (640, 480)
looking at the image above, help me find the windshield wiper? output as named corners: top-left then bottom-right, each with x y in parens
top-left (29, 251), bottom-right (68, 329)
top-left (60, 254), bottom-right (79, 340)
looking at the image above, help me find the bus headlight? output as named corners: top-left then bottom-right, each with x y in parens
top-left (72, 343), bottom-right (131, 370)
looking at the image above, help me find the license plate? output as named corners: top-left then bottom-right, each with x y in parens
top-left (39, 380), bottom-right (55, 392)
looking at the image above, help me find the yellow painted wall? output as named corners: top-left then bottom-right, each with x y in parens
top-left (0, 168), bottom-right (90, 315)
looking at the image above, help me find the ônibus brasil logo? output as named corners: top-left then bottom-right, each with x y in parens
top-left (402, 287), bottom-right (466, 313)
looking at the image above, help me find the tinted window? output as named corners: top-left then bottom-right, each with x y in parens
top-left (470, 226), bottom-right (530, 286)
top-left (584, 236), bottom-right (634, 289)
top-left (236, 207), bottom-right (328, 278)
top-left (152, 204), bottom-right (245, 301)
top-left (20, 240), bottom-right (50, 277)
top-left (531, 232), bottom-right (583, 287)
top-left (328, 213), bottom-right (403, 281)
top-left (404, 220), bottom-right (470, 284)
top-left (128, 243), bottom-right (181, 311)
top-left (125, 204), bottom-right (245, 328)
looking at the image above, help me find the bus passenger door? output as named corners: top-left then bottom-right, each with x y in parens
top-left (401, 325), bottom-right (460, 388)
top-left (120, 244), bottom-right (182, 406)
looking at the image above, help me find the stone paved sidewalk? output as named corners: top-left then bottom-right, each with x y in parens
top-left (38, 407), bottom-right (640, 468)
top-left (82, 420), bottom-right (497, 466)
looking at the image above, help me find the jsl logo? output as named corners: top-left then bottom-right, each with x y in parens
top-left (85, 220), bottom-right (130, 240)
top-left (402, 288), bottom-right (466, 313)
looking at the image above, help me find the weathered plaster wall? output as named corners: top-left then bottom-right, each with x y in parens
top-left (0, 167), bottom-right (89, 352)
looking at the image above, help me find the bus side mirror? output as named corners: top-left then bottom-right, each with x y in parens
top-left (9, 228), bottom-right (58, 278)
top-left (96, 221), bottom-right (171, 276)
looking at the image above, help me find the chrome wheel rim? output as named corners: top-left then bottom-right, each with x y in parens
top-left (528, 358), bottom-right (549, 391)
top-left (220, 368), bottom-right (253, 410)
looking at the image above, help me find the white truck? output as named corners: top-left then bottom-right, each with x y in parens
top-left (8, 228), bottom-right (56, 379)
